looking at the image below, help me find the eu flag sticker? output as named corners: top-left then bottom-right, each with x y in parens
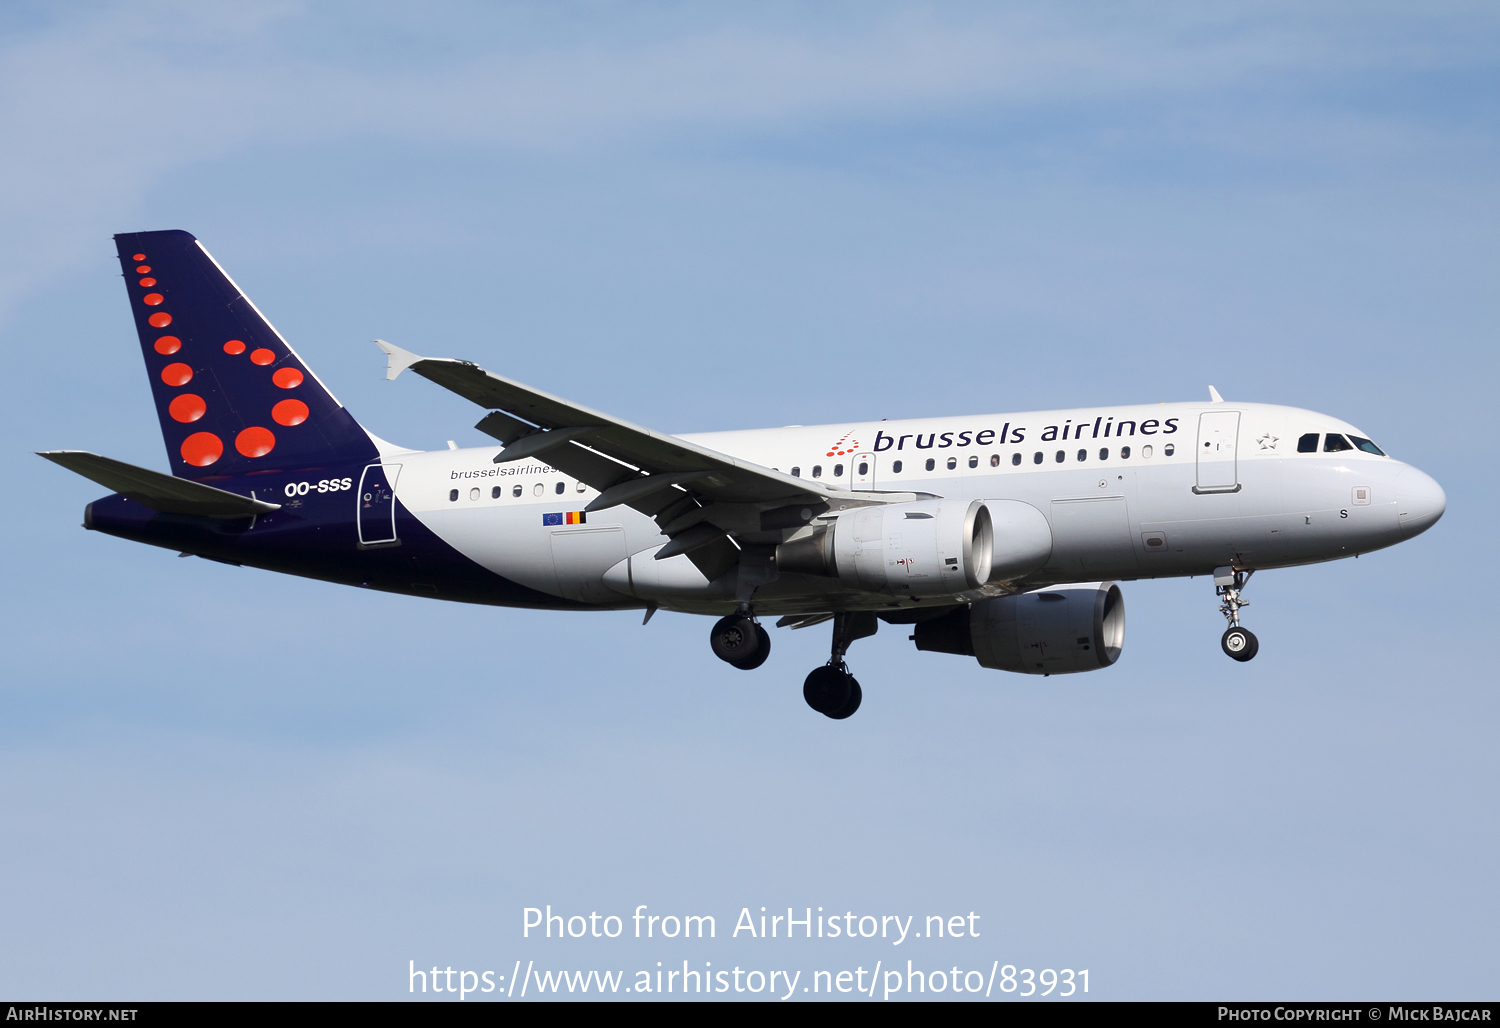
top-left (542, 512), bottom-right (563, 526)
top-left (543, 512), bottom-right (587, 526)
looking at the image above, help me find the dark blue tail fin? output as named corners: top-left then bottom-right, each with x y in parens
top-left (114, 230), bottom-right (376, 479)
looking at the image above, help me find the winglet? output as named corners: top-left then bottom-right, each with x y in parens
top-left (374, 339), bottom-right (424, 381)
top-left (1208, 385), bottom-right (1225, 403)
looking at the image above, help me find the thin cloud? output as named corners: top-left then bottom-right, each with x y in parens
top-left (0, 1), bottom-right (1493, 316)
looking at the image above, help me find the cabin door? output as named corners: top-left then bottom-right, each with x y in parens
top-left (1194, 412), bottom-right (1241, 493)
top-left (357, 463), bottom-right (401, 547)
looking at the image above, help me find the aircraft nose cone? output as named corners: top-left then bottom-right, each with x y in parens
top-left (1395, 466), bottom-right (1446, 538)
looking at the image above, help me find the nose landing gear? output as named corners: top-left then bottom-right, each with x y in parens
top-left (1215, 566), bottom-right (1259, 662)
top-left (803, 611), bottom-right (876, 719)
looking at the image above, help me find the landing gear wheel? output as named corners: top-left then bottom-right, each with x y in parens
top-left (804, 664), bottom-right (855, 717)
top-left (729, 625), bottom-right (771, 670)
top-left (1221, 626), bottom-right (1259, 662)
top-left (826, 678), bottom-right (862, 720)
top-left (710, 614), bottom-right (763, 665)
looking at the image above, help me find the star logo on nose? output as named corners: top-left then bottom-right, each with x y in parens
top-left (1256, 433), bottom-right (1278, 450)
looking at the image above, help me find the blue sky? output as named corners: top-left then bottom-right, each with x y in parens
top-left (0, 1), bottom-right (1496, 1000)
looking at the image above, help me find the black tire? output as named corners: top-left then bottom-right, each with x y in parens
top-left (1221, 626), bottom-right (1259, 662)
top-left (803, 664), bottom-right (852, 715)
top-left (729, 626), bottom-right (771, 670)
top-left (826, 677), bottom-right (862, 719)
top-left (710, 615), bottom-right (761, 664)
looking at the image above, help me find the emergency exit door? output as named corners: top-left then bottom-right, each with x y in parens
top-left (1194, 412), bottom-right (1240, 493)
top-left (851, 452), bottom-right (875, 490)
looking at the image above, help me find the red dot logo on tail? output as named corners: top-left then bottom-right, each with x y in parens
top-left (139, 277), bottom-right (156, 287)
top-left (132, 253), bottom-right (146, 261)
top-left (135, 265), bottom-right (150, 273)
top-left (250, 348), bottom-right (275, 366)
top-left (154, 336), bottom-right (181, 355)
top-left (148, 312), bottom-right (172, 328)
top-left (272, 399), bottom-right (308, 426)
top-left (168, 394), bottom-right (206, 423)
top-left (272, 368), bottom-right (303, 389)
top-left (180, 432), bottom-right (222, 467)
top-left (235, 426), bottom-right (275, 458)
top-left (223, 340), bottom-right (246, 355)
top-left (142, 293), bottom-right (164, 306)
top-left (161, 363), bottom-right (192, 387)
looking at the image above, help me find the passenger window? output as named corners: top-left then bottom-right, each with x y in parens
top-left (925, 458), bottom-right (935, 471)
top-left (470, 488), bottom-right (480, 501)
top-left (577, 480), bottom-right (586, 492)
top-left (946, 457), bottom-right (957, 470)
top-left (1033, 452), bottom-right (1043, 464)
top-left (492, 486), bottom-right (502, 499)
top-left (1098, 448), bottom-right (1109, 460)
top-left (858, 461), bottom-right (869, 475)
top-left (1010, 453), bottom-right (1020, 466)
top-left (555, 481), bottom-right (566, 494)
top-left (812, 465), bottom-right (823, 479)
top-left (533, 483), bottom-right (544, 496)
top-left (1141, 444), bottom-right (1153, 458)
top-left (1297, 433), bottom-right (1319, 453)
top-left (892, 460), bottom-right (903, 473)
top-left (1076, 449), bottom-right (1087, 462)
top-left (1163, 443), bottom-right (1174, 456)
top-left (1055, 450), bottom-right (1065, 463)
top-left (1349, 435), bottom-right (1385, 456)
top-left (1121, 446), bottom-right (1131, 459)
top-left (1324, 434), bottom-right (1353, 453)
top-left (449, 489), bottom-right (459, 502)
top-left (791, 466), bottom-right (801, 478)
top-left (512, 485), bottom-right (522, 498)
top-left (970, 456), bottom-right (979, 469)
top-left (834, 464), bottom-right (844, 477)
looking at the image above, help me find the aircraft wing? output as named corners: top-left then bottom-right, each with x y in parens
top-left (376, 340), bottom-right (912, 580)
top-left (38, 450), bottom-right (281, 517)
top-left (377, 340), bottom-right (845, 510)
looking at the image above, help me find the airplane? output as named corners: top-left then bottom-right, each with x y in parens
top-left (40, 230), bottom-right (1447, 719)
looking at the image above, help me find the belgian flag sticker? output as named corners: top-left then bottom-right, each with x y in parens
top-left (543, 511), bottom-right (587, 526)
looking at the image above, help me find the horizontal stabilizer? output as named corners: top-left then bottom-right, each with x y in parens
top-left (38, 451), bottom-right (281, 518)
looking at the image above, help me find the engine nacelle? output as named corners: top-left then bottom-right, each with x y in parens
top-left (776, 498), bottom-right (1051, 597)
top-left (914, 582), bottom-right (1125, 674)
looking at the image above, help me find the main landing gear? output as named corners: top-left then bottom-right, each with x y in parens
top-left (709, 611), bottom-right (770, 670)
top-left (803, 611), bottom-right (876, 720)
top-left (708, 608), bottom-right (875, 719)
top-left (1215, 566), bottom-right (1259, 662)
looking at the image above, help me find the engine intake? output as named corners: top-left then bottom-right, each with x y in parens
top-left (776, 498), bottom-right (1051, 597)
top-left (914, 582), bottom-right (1125, 674)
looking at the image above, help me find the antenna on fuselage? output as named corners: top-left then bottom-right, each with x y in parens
top-left (1208, 385), bottom-right (1225, 402)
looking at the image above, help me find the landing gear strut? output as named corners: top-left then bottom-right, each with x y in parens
top-left (803, 611), bottom-right (875, 719)
top-left (710, 609), bottom-right (770, 670)
top-left (1215, 566), bottom-right (1258, 662)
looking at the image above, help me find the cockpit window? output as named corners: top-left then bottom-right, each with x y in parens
top-left (1323, 434), bottom-right (1353, 453)
top-left (1348, 435), bottom-right (1385, 456)
top-left (1297, 433), bottom-right (1319, 453)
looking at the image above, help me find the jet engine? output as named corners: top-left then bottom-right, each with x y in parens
top-left (913, 582), bottom-right (1124, 674)
top-left (775, 498), bottom-right (1051, 597)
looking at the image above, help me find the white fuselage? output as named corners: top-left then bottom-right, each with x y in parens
top-left (378, 400), bottom-right (1445, 614)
